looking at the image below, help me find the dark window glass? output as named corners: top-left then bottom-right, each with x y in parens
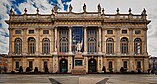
top-left (135, 30), bottom-right (141, 34)
top-left (28, 37), bottom-right (36, 54)
top-left (137, 61), bottom-right (141, 69)
top-left (29, 61), bottom-right (33, 70)
top-left (123, 61), bottom-right (127, 68)
top-left (106, 38), bottom-right (114, 54)
top-left (134, 38), bottom-right (142, 54)
top-left (122, 30), bottom-right (127, 34)
top-left (44, 61), bottom-right (47, 68)
top-left (107, 30), bottom-right (113, 34)
top-left (29, 30), bottom-right (34, 34)
top-left (43, 30), bottom-right (49, 34)
top-left (121, 37), bottom-right (128, 54)
top-left (87, 29), bottom-right (97, 53)
top-left (109, 61), bottom-right (112, 69)
top-left (14, 38), bottom-right (22, 54)
top-left (15, 30), bottom-right (21, 34)
top-left (15, 61), bottom-right (19, 69)
top-left (42, 38), bottom-right (50, 54)
top-left (59, 29), bottom-right (69, 52)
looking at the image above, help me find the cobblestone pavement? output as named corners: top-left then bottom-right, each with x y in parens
top-left (0, 74), bottom-right (157, 84)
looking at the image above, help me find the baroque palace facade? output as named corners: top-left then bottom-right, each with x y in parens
top-left (6, 4), bottom-right (151, 73)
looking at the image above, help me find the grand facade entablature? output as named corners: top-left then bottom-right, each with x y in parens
top-left (6, 4), bottom-right (151, 74)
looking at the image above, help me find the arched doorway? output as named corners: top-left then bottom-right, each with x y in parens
top-left (88, 59), bottom-right (97, 73)
top-left (59, 59), bottom-right (68, 73)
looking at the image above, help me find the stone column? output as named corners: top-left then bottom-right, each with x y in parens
top-left (84, 27), bottom-right (87, 54)
top-left (116, 28), bottom-right (120, 55)
top-left (69, 27), bottom-right (72, 54)
top-left (68, 56), bottom-right (72, 73)
top-left (51, 28), bottom-right (54, 53)
top-left (22, 28), bottom-right (27, 55)
top-left (98, 27), bottom-right (102, 54)
top-left (85, 57), bottom-right (88, 72)
top-left (144, 58), bottom-right (149, 73)
top-left (98, 56), bottom-right (103, 72)
top-left (8, 28), bottom-right (12, 55)
top-left (36, 28), bottom-right (40, 55)
top-left (144, 28), bottom-right (148, 54)
top-left (116, 57), bottom-right (121, 72)
top-left (49, 57), bottom-right (53, 73)
top-left (130, 57), bottom-right (135, 71)
top-left (129, 28), bottom-right (133, 55)
top-left (53, 56), bottom-right (58, 73)
top-left (54, 27), bottom-right (58, 54)
top-left (102, 29), bottom-right (105, 53)
top-left (7, 58), bottom-right (13, 71)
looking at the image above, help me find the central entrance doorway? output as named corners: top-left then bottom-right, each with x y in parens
top-left (88, 58), bottom-right (97, 73)
top-left (60, 59), bottom-right (68, 73)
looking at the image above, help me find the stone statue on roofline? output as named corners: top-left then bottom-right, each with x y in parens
top-left (54, 5), bottom-right (58, 12)
top-left (83, 3), bottom-right (86, 12)
top-left (98, 4), bottom-right (101, 12)
top-left (69, 4), bottom-right (73, 12)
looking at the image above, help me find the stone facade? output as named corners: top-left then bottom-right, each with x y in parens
top-left (0, 54), bottom-right (8, 73)
top-left (5, 4), bottom-right (151, 73)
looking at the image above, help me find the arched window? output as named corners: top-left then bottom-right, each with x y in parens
top-left (134, 38), bottom-right (142, 54)
top-left (60, 37), bottom-right (68, 52)
top-left (88, 38), bottom-right (97, 53)
top-left (59, 28), bottom-right (68, 52)
top-left (42, 38), bottom-right (50, 54)
top-left (28, 37), bottom-right (36, 54)
top-left (87, 29), bottom-right (97, 53)
top-left (14, 38), bottom-right (22, 54)
top-left (120, 37), bottom-right (128, 54)
top-left (106, 38), bottom-right (114, 54)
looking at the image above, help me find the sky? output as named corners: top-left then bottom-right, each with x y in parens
top-left (0, 0), bottom-right (156, 56)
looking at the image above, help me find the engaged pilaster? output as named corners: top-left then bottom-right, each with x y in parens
top-left (83, 27), bottom-right (87, 54)
top-left (69, 27), bottom-right (72, 54)
top-left (54, 27), bottom-right (58, 54)
top-left (129, 28), bottom-right (133, 55)
top-left (98, 27), bottom-right (102, 54)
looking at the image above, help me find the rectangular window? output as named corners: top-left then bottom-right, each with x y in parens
top-left (122, 30), bottom-right (127, 34)
top-left (109, 61), bottom-right (113, 69)
top-left (123, 61), bottom-right (127, 69)
top-left (137, 61), bottom-right (141, 69)
top-left (135, 30), bottom-right (141, 34)
top-left (44, 61), bottom-right (47, 68)
top-left (29, 61), bottom-right (33, 70)
top-left (43, 30), bottom-right (49, 34)
top-left (15, 61), bottom-right (19, 71)
top-left (107, 30), bottom-right (113, 34)
top-left (29, 30), bottom-right (34, 34)
top-left (15, 30), bottom-right (21, 34)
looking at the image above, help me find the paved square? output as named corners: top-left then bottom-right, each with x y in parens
top-left (0, 74), bottom-right (157, 84)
